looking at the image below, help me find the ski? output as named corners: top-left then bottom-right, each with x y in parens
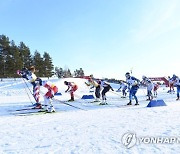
top-left (113, 104), bottom-right (143, 108)
top-left (85, 102), bottom-right (140, 108)
top-left (15, 107), bottom-right (39, 111)
top-left (15, 104), bottom-right (44, 111)
top-left (53, 98), bottom-right (87, 111)
top-left (13, 110), bottom-right (58, 116)
top-left (13, 111), bottom-right (45, 116)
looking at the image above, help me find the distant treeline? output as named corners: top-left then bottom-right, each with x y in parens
top-left (0, 34), bottom-right (54, 78)
top-left (0, 34), bottom-right (86, 78)
top-left (0, 34), bottom-right (123, 82)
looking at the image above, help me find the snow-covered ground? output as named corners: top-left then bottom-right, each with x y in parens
top-left (0, 78), bottom-right (180, 154)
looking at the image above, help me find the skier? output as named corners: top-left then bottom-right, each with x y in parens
top-left (125, 72), bottom-right (140, 105)
top-left (153, 82), bottom-right (159, 98)
top-left (64, 81), bottom-right (78, 101)
top-left (172, 74), bottom-right (180, 100)
top-left (85, 77), bottom-right (101, 102)
top-left (100, 81), bottom-right (114, 105)
top-left (141, 75), bottom-right (154, 101)
top-left (117, 81), bottom-right (128, 98)
top-left (168, 76), bottom-right (175, 93)
top-left (17, 66), bottom-right (42, 108)
top-left (40, 80), bottom-right (58, 112)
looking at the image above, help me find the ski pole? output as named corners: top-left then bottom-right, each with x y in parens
top-left (22, 78), bottom-right (33, 96)
top-left (53, 98), bottom-right (87, 111)
top-left (21, 78), bottom-right (33, 104)
top-left (110, 90), bottom-right (122, 97)
top-left (22, 78), bottom-right (39, 104)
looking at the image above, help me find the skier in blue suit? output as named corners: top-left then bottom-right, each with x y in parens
top-left (125, 72), bottom-right (140, 105)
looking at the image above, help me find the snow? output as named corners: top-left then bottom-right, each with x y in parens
top-left (0, 78), bottom-right (180, 154)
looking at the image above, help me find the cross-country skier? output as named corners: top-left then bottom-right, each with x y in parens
top-left (172, 74), bottom-right (180, 100)
top-left (117, 81), bottom-right (128, 98)
top-left (153, 82), bottom-right (159, 98)
top-left (17, 66), bottom-right (42, 108)
top-left (125, 72), bottom-right (140, 105)
top-left (168, 76), bottom-right (175, 93)
top-left (40, 80), bottom-right (58, 112)
top-left (85, 77), bottom-right (101, 102)
top-left (64, 81), bottom-right (78, 101)
top-left (100, 81), bottom-right (114, 105)
top-left (141, 75), bottom-right (154, 101)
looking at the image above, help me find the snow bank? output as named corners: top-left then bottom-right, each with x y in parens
top-left (0, 78), bottom-right (180, 153)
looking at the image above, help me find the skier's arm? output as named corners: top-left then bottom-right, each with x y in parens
top-left (111, 87), bottom-right (114, 91)
top-left (17, 69), bottom-right (29, 80)
top-left (65, 86), bottom-right (70, 92)
top-left (120, 80), bottom-right (128, 84)
top-left (85, 82), bottom-right (90, 86)
top-left (109, 85), bottom-right (114, 91)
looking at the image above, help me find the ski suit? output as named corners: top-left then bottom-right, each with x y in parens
top-left (65, 81), bottom-right (78, 101)
top-left (118, 82), bottom-right (128, 97)
top-left (18, 68), bottom-right (42, 103)
top-left (43, 81), bottom-right (58, 99)
top-left (126, 76), bottom-right (140, 104)
top-left (168, 77), bottom-right (175, 93)
top-left (42, 81), bottom-right (58, 111)
top-left (85, 78), bottom-right (101, 100)
top-left (173, 76), bottom-right (180, 100)
top-left (101, 81), bottom-right (114, 102)
top-left (153, 83), bottom-right (159, 97)
top-left (142, 77), bottom-right (154, 100)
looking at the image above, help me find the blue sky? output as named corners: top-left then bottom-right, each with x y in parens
top-left (0, 0), bottom-right (180, 79)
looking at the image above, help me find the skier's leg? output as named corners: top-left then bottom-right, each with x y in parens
top-left (127, 89), bottom-right (133, 105)
top-left (95, 86), bottom-right (101, 101)
top-left (176, 86), bottom-right (180, 100)
top-left (40, 96), bottom-right (49, 111)
top-left (132, 87), bottom-right (139, 105)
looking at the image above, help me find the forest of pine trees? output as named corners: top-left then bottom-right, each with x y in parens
top-left (0, 34), bottom-right (54, 78)
top-left (0, 34), bottom-right (85, 78)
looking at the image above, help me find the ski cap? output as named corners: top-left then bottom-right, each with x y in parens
top-left (142, 75), bottom-right (146, 79)
top-left (64, 81), bottom-right (68, 85)
top-left (125, 72), bottom-right (130, 78)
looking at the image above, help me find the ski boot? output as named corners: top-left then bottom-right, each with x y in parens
top-left (68, 96), bottom-right (74, 102)
top-left (47, 106), bottom-right (55, 113)
top-left (176, 97), bottom-right (179, 101)
top-left (39, 105), bottom-right (48, 112)
top-left (99, 102), bottom-right (107, 105)
top-left (127, 101), bottom-right (132, 105)
top-left (33, 103), bottom-right (42, 109)
top-left (135, 102), bottom-right (139, 105)
top-left (99, 100), bottom-right (108, 105)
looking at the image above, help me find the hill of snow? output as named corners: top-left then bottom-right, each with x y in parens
top-left (0, 77), bottom-right (180, 153)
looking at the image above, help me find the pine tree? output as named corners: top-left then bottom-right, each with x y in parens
top-left (55, 67), bottom-right (64, 78)
top-left (33, 51), bottom-right (44, 77)
top-left (74, 68), bottom-right (85, 77)
top-left (0, 34), bottom-right (57, 78)
top-left (43, 52), bottom-right (54, 77)
top-left (10, 41), bottom-right (23, 77)
top-left (0, 35), bottom-right (10, 77)
top-left (18, 42), bottom-right (32, 68)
